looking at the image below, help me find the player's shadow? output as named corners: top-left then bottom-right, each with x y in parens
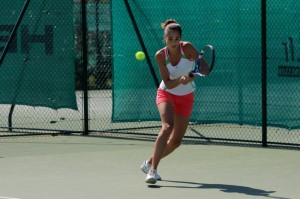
top-left (148, 180), bottom-right (290, 199)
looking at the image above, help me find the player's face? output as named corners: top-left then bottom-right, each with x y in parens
top-left (164, 30), bottom-right (181, 50)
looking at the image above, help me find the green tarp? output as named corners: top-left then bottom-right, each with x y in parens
top-left (0, 0), bottom-right (77, 110)
top-left (112, 0), bottom-right (300, 129)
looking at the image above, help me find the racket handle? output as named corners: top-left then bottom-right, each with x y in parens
top-left (195, 58), bottom-right (201, 66)
top-left (189, 72), bottom-right (194, 77)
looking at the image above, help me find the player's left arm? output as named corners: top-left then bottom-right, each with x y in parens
top-left (182, 42), bottom-right (200, 61)
top-left (183, 42), bottom-right (210, 76)
top-left (180, 42), bottom-right (199, 83)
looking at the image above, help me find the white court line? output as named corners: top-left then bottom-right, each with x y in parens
top-left (0, 197), bottom-right (21, 199)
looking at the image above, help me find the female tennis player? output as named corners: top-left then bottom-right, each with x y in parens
top-left (140, 19), bottom-right (204, 184)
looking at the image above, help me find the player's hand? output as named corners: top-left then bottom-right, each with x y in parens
top-left (179, 76), bottom-right (192, 85)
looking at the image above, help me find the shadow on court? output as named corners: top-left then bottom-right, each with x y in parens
top-left (148, 180), bottom-right (290, 199)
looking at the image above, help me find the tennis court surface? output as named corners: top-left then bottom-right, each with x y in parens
top-left (0, 135), bottom-right (299, 199)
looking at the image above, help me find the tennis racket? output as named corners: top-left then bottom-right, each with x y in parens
top-left (189, 45), bottom-right (215, 77)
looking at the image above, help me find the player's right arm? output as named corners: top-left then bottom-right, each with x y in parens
top-left (155, 49), bottom-right (183, 89)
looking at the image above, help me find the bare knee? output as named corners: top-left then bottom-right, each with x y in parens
top-left (158, 123), bottom-right (174, 138)
top-left (168, 139), bottom-right (182, 149)
top-left (162, 123), bottom-right (174, 132)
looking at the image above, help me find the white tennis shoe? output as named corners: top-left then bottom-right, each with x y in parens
top-left (140, 160), bottom-right (161, 180)
top-left (145, 169), bottom-right (158, 184)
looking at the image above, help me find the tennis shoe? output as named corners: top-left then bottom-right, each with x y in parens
top-left (140, 160), bottom-right (151, 174)
top-left (141, 160), bottom-right (161, 180)
top-left (145, 169), bottom-right (158, 184)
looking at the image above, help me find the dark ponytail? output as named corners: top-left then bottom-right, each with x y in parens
top-left (161, 19), bottom-right (182, 36)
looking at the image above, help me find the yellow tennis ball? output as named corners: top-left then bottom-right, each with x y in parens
top-left (135, 51), bottom-right (145, 61)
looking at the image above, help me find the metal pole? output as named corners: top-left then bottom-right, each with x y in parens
top-left (261, 0), bottom-right (267, 147)
top-left (124, 0), bottom-right (159, 88)
top-left (82, 0), bottom-right (89, 135)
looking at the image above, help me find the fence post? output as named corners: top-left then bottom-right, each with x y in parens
top-left (261, 0), bottom-right (267, 147)
top-left (82, 0), bottom-right (89, 135)
top-left (124, 0), bottom-right (159, 88)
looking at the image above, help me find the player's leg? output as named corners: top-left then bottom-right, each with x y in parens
top-left (161, 113), bottom-right (190, 158)
top-left (146, 113), bottom-right (189, 163)
top-left (144, 101), bottom-right (174, 183)
top-left (147, 92), bottom-right (193, 162)
top-left (141, 89), bottom-right (174, 182)
top-left (151, 101), bottom-right (174, 170)
top-left (161, 92), bottom-right (194, 157)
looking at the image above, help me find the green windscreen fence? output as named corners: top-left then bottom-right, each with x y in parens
top-left (112, 0), bottom-right (300, 129)
top-left (0, 0), bottom-right (77, 110)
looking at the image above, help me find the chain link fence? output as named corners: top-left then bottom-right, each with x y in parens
top-left (0, 0), bottom-right (299, 149)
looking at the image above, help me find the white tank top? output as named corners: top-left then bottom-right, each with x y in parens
top-left (159, 43), bottom-right (196, 96)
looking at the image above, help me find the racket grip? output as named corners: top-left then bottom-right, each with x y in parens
top-left (189, 72), bottom-right (194, 77)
